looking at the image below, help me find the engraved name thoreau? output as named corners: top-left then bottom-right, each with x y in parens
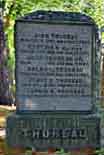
top-left (20, 128), bottom-right (86, 139)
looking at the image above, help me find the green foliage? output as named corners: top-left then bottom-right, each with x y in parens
top-left (96, 148), bottom-right (104, 155)
top-left (82, 0), bottom-right (103, 27)
top-left (56, 148), bottom-right (69, 155)
top-left (62, 0), bottom-right (104, 27)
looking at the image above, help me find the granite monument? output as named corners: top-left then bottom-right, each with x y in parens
top-left (6, 11), bottom-right (101, 151)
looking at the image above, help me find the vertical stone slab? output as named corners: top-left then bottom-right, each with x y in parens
top-left (14, 11), bottom-right (99, 112)
top-left (6, 11), bottom-right (101, 150)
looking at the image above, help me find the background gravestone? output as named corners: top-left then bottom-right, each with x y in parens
top-left (6, 11), bottom-right (100, 151)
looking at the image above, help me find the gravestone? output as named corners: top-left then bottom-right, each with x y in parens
top-left (6, 11), bottom-right (101, 151)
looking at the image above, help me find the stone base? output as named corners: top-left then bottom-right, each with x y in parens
top-left (6, 112), bottom-right (100, 151)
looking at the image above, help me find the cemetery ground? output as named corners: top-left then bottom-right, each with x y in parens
top-left (0, 106), bottom-right (102, 155)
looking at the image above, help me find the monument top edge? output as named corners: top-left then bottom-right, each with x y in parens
top-left (16, 10), bottom-right (97, 26)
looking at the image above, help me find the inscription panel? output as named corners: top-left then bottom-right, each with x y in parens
top-left (6, 113), bottom-right (100, 150)
top-left (16, 22), bottom-right (92, 111)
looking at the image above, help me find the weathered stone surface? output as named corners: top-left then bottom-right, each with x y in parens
top-left (18, 11), bottom-right (97, 25)
top-left (15, 11), bottom-right (100, 112)
top-left (6, 112), bottom-right (100, 150)
top-left (6, 11), bottom-right (101, 151)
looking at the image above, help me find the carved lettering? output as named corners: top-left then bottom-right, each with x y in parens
top-left (16, 24), bottom-right (92, 98)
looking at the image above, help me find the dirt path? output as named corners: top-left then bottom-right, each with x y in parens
top-left (0, 128), bottom-right (5, 138)
top-left (0, 105), bottom-right (16, 110)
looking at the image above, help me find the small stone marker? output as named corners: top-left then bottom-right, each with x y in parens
top-left (6, 11), bottom-right (100, 151)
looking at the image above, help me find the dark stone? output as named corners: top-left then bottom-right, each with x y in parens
top-left (14, 11), bottom-right (100, 112)
top-left (6, 112), bottom-right (100, 151)
top-left (18, 11), bottom-right (97, 26)
top-left (6, 11), bottom-right (101, 150)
